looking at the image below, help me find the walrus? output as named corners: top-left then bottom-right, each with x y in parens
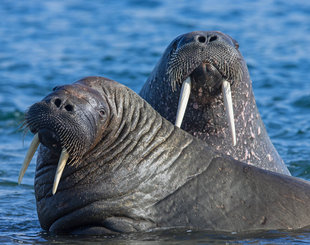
top-left (140, 31), bottom-right (290, 175)
top-left (18, 76), bottom-right (310, 234)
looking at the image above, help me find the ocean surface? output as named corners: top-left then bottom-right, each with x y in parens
top-left (1, 0), bottom-right (310, 244)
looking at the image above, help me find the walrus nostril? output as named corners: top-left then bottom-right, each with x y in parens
top-left (197, 35), bottom-right (206, 43)
top-left (54, 99), bottom-right (61, 108)
top-left (65, 104), bottom-right (73, 112)
top-left (209, 35), bottom-right (218, 42)
top-left (53, 98), bottom-right (74, 112)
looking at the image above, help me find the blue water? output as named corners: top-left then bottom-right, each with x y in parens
top-left (0, 0), bottom-right (310, 244)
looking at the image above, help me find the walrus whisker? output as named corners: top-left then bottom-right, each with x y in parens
top-left (175, 77), bottom-right (191, 128)
top-left (52, 148), bottom-right (69, 195)
top-left (167, 43), bottom-right (204, 91)
top-left (18, 133), bottom-right (40, 184)
top-left (222, 80), bottom-right (236, 146)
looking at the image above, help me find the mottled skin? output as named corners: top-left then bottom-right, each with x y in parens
top-left (25, 77), bottom-right (310, 234)
top-left (140, 31), bottom-right (290, 175)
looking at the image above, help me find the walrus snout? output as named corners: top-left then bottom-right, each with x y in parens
top-left (168, 31), bottom-right (243, 89)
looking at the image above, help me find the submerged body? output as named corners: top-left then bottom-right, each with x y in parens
top-left (140, 31), bottom-right (290, 175)
top-left (19, 77), bottom-right (310, 234)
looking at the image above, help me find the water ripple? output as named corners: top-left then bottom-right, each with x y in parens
top-left (0, 0), bottom-right (310, 243)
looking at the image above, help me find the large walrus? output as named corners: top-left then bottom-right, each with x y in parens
top-left (140, 31), bottom-right (290, 175)
top-left (19, 76), bottom-right (310, 234)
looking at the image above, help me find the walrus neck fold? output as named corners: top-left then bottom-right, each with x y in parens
top-left (86, 83), bottom-right (188, 173)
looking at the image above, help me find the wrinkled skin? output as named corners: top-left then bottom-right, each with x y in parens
top-left (140, 31), bottom-right (290, 175)
top-left (26, 77), bottom-right (310, 235)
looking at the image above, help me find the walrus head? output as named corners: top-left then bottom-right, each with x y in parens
top-left (166, 31), bottom-right (244, 146)
top-left (19, 80), bottom-right (110, 194)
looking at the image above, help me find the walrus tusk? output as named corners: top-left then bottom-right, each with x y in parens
top-left (222, 80), bottom-right (236, 146)
top-left (52, 148), bottom-right (69, 195)
top-left (18, 133), bottom-right (40, 184)
top-left (175, 77), bottom-right (191, 128)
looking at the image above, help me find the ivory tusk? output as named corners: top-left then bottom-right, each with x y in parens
top-left (222, 80), bottom-right (236, 146)
top-left (18, 133), bottom-right (40, 184)
top-left (175, 77), bottom-right (191, 128)
top-left (52, 148), bottom-right (69, 195)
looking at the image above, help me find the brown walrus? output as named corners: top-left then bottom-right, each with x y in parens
top-left (140, 31), bottom-right (290, 175)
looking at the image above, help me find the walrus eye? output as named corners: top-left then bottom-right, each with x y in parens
top-left (99, 109), bottom-right (106, 117)
top-left (53, 86), bottom-right (59, 91)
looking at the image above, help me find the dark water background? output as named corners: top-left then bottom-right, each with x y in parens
top-left (1, 0), bottom-right (310, 244)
